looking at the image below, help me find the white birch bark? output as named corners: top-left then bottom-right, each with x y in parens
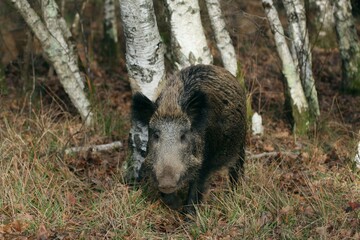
top-left (205, 0), bottom-right (237, 76)
top-left (41, 0), bottom-right (83, 89)
top-left (10, 0), bottom-right (93, 126)
top-left (334, 0), bottom-right (360, 92)
top-left (262, 0), bottom-right (310, 134)
top-left (165, 0), bottom-right (213, 68)
top-left (120, 0), bottom-right (165, 100)
top-left (283, 0), bottom-right (320, 117)
top-left (104, 0), bottom-right (118, 44)
top-left (119, 0), bottom-right (165, 180)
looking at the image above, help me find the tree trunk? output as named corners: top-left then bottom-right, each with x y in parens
top-left (104, 0), bottom-right (118, 44)
top-left (119, 0), bottom-right (166, 180)
top-left (334, 0), bottom-right (360, 93)
top-left (283, 0), bottom-right (320, 117)
top-left (308, 0), bottom-right (335, 45)
top-left (10, 0), bottom-right (93, 126)
top-left (205, 0), bottom-right (253, 123)
top-left (262, 0), bottom-right (310, 135)
top-left (103, 0), bottom-right (119, 63)
top-left (165, 0), bottom-right (212, 68)
top-left (205, 0), bottom-right (237, 76)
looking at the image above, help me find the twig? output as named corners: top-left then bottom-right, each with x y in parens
top-left (247, 151), bottom-right (299, 160)
top-left (65, 141), bottom-right (123, 155)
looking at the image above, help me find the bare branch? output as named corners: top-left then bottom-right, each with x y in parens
top-left (247, 151), bottom-right (299, 160)
top-left (65, 141), bottom-right (123, 155)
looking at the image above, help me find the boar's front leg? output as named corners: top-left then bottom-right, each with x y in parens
top-left (229, 153), bottom-right (245, 188)
top-left (184, 170), bottom-right (210, 214)
top-left (160, 192), bottom-right (182, 210)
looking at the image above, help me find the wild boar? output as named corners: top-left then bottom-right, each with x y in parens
top-left (131, 64), bottom-right (246, 213)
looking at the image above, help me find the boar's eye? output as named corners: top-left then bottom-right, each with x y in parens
top-left (152, 131), bottom-right (160, 141)
top-left (180, 131), bottom-right (188, 143)
top-left (180, 134), bottom-right (186, 142)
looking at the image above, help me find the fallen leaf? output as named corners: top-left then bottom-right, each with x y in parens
top-left (315, 225), bottom-right (333, 236)
top-left (264, 144), bottom-right (275, 152)
top-left (67, 192), bottom-right (77, 206)
top-left (345, 201), bottom-right (360, 212)
top-left (279, 205), bottom-right (293, 215)
top-left (315, 226), bottom-right (328, 236)
top-left (303, 206), bottom-right (315, 216)
top-left (12, 220), bottom-right (23, 232)
top-left (37, 223), bottom-right (49, 240)
top-left (257, 211), bottom-right (273, 228)
top-left (0, 219), bottom-right (29, 234)
top-left (273, 131), bottom-right (289, 138)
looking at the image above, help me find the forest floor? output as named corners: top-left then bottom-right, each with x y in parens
top-left (1, 1), bottom-right (360, 239)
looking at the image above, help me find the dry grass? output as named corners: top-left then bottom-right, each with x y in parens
top-left (1, 0), bottom-right (359, 239)
top-left (0, 99), bottom-right (359, 239)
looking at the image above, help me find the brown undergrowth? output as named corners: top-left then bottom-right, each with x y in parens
top-left (0, 72), bottom-right (359, 239)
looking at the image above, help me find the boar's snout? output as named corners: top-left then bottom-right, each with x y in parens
top-left (156, 165), bottom-right (182, 194)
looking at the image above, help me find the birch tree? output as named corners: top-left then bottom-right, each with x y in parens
top-left (104, 0), bottom-right (118, 44)
top-left (119, 0), bottom-right (166, 180)
top-left (334, 0), bottom-right (360, 93)
top-left (10, 0), bottom-right (93, 126)
top-left (205, 0), bottom-right (237, 76)
top-left (308, 0), bottom-right (335, 42)
top-left (103, 0), bottom-right (119, 60)
top-left (165, 0), bottom-right (212, 68)
top-left (283, 0), bottom-right (320, 117)
top-left (262, 0), bottom-right (310, 134)
top-left (205, 0), bottom-right (254, 127)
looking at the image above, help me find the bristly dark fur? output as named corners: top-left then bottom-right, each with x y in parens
top-left (131, 64), bottom-right (247, 214)
top-left (181, 90), bottom-right (208, 132)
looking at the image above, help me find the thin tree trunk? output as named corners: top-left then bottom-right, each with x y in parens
top-left (262, 0), bottom-right (310, 134)
top-left (334, 0), bottom-right (360, 93)
top-left (119, 0), bottom-right (165, 180)
top-left (10, 0), bottom-right (93, 126)
top-left (283, 0), bottom-right (320, 117)
top-left (205, 0), bottom-right (237, 76)
top-left (205, 0), bottom-right (253, 123)
top-left (308, 0), bottom-right (335, 42)
top-left (165, 0), bottom-right (212, 68)
top-left (41, 0), bottom-right (83, 89)
top-left (103, 0), bottom-right (120, 65)
top-left (104, 0), bottom-right (118, 44)
top-left (71, 0), bottom-right (88, 38)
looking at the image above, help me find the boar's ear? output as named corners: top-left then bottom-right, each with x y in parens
top-left (182, 90), bottom-right (208, 130)
top-left (132, 92), bottom-right (156, 125)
